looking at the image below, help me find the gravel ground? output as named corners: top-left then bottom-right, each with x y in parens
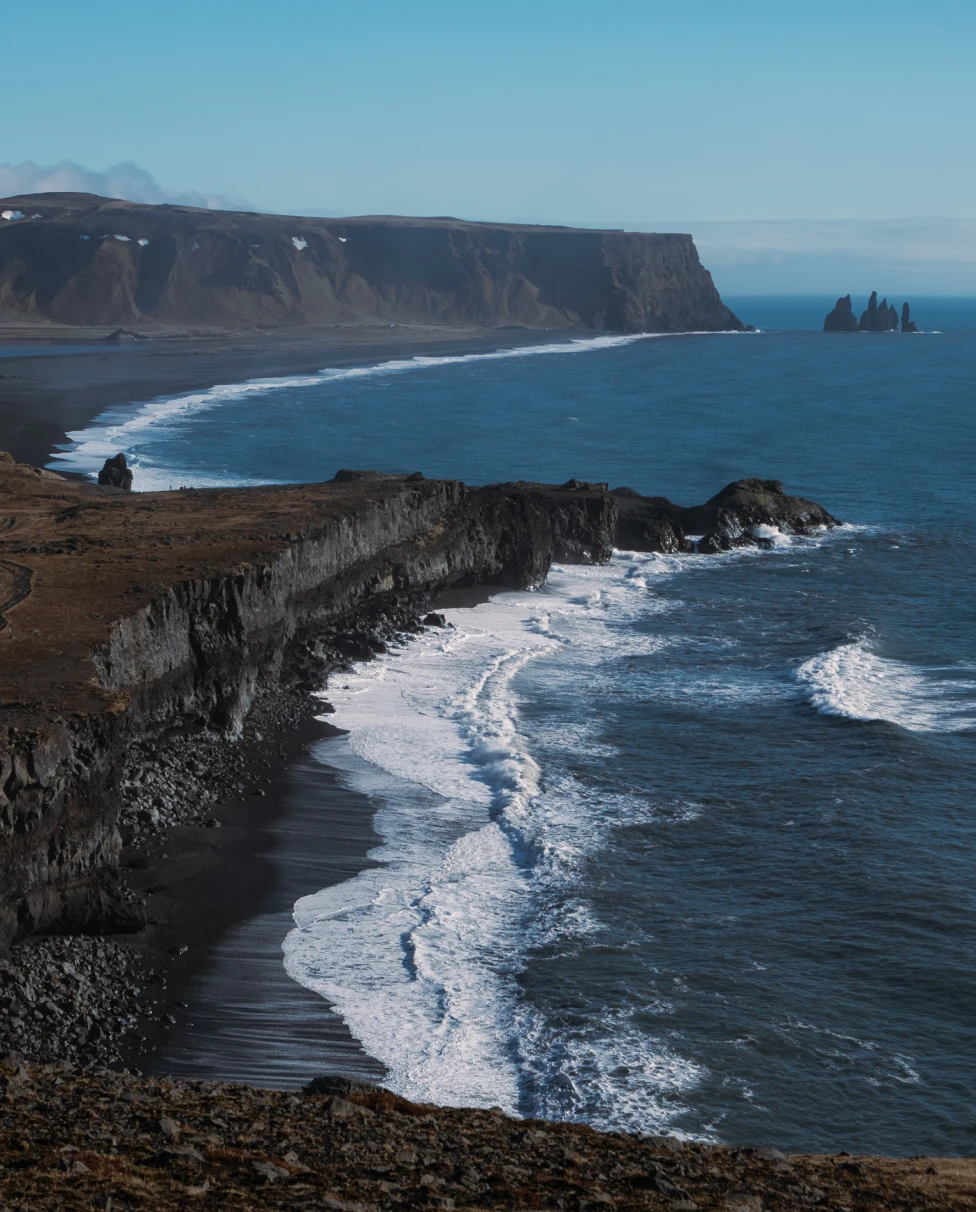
top-left (0, 939), bottom-right (154, 1068)
top-left (0, 1069), bottom-right (972, 1212)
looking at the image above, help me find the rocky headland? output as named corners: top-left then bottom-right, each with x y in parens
top-left (3, 457), bottom-right (961, 1211)
top-left (0, 194), bottom-right (741, 335)
top-left (823, 293), bottom-right (919, 333)
top-left (611, 478), bottom-right (837, 554)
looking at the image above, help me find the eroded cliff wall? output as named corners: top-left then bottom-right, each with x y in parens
top-left (0, 461), bottom-right (615, 951)
top-left (0, 194), bottom-right (740, 333)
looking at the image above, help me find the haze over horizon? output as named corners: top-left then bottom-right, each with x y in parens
top-left (4, 0), bottom-right (974, 292)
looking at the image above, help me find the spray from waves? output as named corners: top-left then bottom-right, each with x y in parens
top-left (796, 639), bottom-right (976, 733)
top-left (282, 553), bottom-right (717, 1126)
top-left (47, 329), bottom-right (747, 489)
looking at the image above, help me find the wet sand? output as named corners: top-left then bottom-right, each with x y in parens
top-left (121, 717), bottom-right (387, 1086)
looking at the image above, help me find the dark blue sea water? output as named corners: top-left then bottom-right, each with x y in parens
top-left (53, 299), bottom-right (976, 1154)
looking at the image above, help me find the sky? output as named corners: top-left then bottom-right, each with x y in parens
top-left (4, 0), bottom-right (975, 291)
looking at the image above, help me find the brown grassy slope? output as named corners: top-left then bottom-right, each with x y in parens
top-left (0, 1065), bottom-right (973, 1211)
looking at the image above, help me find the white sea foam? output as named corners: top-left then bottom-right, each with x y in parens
top-left (48, 329), bottom-right (746, 488)
top-left (796, 640), bottom-right (976, 733)
top-left (283, 554), bottom-right (712, 1124)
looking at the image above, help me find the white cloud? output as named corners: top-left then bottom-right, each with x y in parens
top-left (0, 159), bottom-right (253, 212)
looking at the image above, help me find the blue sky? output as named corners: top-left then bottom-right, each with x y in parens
top-left (4, 1), bottom-right (975, 289)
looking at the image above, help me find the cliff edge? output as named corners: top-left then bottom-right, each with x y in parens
top-left (0, 457), bottom-right (615, 951)
top-left (0, 193), bottom-right (741, 334)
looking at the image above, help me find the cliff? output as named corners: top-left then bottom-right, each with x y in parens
top-left (0, 458), bottom-right (615, 953)
top-left (0, 193), bottom-right (741, 334)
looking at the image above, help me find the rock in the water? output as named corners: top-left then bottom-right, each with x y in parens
top-left (103, 328), bottom-right (142, 344)
top-left (857, 291), bottom-right (899, 332)
top-left (858, 290), bottom-right (885, 331)
top-left (613, 478), bottom-right (837, 554)
top-left (97, 452), bottom-right (133, 490)
top-left (823, 294), bottom-right (859, 332)
top-left (902, 302), bottom-right (918, 333)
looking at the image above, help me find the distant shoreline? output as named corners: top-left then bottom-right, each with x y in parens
top-left (0, 324), bottom-right (582, 468)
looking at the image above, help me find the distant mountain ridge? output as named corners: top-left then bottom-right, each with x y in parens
top-left (0, 193), bottom-right (740, 333)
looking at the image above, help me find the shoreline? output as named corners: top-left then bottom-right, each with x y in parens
top-left (128, 584), bottom-right (499, 1083)
top-left (123, 716), bottom-right (387, 1087)
top-left (0, 323), bottom-right (582, 469)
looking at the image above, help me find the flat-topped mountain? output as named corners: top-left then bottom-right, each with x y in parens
top-left (0, 193), bottom-right (740, 334)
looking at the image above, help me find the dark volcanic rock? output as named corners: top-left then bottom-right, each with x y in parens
top-left (97, 451), bottom-right (133, 490)
top-left (902, 302), bottom-right (919, 333)
top-left (859, 290), bottom-right (884, 331)
top-left (0, 191), bottom-right (741, 334)
top-left (613, 478), bottom-right (837, 554)
top-left (858, 291), bottom-right (899, 332)
top-left (103, 327), bottom-right (142, 343)
top-left (686, 478), bottom-right (837, 552)
top-left (823, 294), bottom-right (859, 332)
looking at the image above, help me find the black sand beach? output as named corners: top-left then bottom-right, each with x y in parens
top-left (0, 322), bottom-right (572, 470)
top-left (121, 717), bottom-right (387, 1086)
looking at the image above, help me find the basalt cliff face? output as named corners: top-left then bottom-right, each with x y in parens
top-left (0, 458), bottom-right (615, 953)
top-left (0, 193), bottom-right (741, 334)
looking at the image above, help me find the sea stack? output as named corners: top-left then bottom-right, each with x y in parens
top-left (823, 295), bottom-right (859, 332)
top-left (824, 293), bottom-right (913, 333)
top-left (858, 291), bottom-right (899, 332)
top-left (902, 302), bottom-right (919, 333)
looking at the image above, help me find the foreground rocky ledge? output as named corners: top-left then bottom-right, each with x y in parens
top-left (0, 1065), bottom-right (972, 1211)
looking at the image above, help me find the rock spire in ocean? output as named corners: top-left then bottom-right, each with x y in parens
top-left (823, 295), bottom-right (859, 332)
top-left (823, 292), bottom-right (917, 332)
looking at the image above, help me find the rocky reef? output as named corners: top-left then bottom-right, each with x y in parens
top-left (612, 478), bottom-right (837, 554)
top-left (0, 193), bottom-right (741, 334)
top-left (823, 292), bottom-right (918, 333)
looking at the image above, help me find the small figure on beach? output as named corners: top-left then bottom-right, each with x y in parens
top-left (98, 452), bottom-right (133, 490)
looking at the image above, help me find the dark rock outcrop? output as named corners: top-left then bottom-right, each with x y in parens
top-left (859, 291), bottom-right (885, 331)
top-left (0, 192), bottom-right (741, 334)
top-left (825, 292), bottom-right (912, 333)
top-left (0, 460), bottom-right (615, 952)
top-left (613, 478), bottom-right (837, 554)
top-left (902, 302), bottom-right (918, 333)
top-left (96, 452), bottom-right (133, 490)
top-left (823, 294), bottom-right (859, 332)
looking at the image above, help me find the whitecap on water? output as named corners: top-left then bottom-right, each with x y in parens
top-left (795, 640), bottom-right (976, 733)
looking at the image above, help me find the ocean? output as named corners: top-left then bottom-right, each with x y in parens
top-left (52, 296), bottom-right (976, 1154)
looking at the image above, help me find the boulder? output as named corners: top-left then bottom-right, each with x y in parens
top-left (96, 452), bottom-right (133, 491)
top-left (823, 295), bottom-right (859, 332)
